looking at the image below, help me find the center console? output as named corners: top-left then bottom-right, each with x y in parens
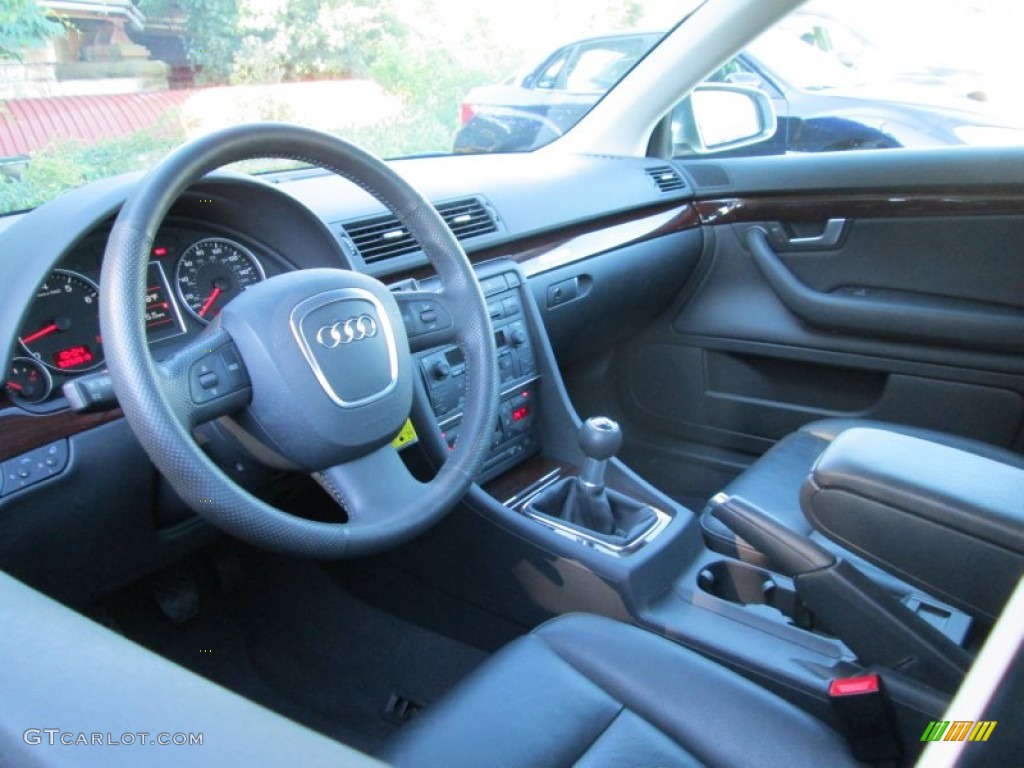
top-left (402, 260), bottom-right (680, 564)
top-left (391, 259), bottom-right (962, 762)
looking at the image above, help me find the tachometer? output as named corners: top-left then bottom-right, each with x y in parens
top-left (175, 238), bottom-right (265, 324)
top-left (18, 270), bottom-right (103, 373)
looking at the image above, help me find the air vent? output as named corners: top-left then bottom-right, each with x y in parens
top-left (437, 197), bottom-right (498, 239)
top-left (342, 214), bottom-right (420, 264)
top-left (341, 196), bottom-right (498, 265)
top-left (645, 165), bottom-right (686, 193)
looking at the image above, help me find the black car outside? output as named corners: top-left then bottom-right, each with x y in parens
top-left (454, 29), bottom-right (1021, 156)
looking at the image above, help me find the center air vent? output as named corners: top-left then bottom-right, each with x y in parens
top-left (341, 196), bottom-right (498, 265)
top-left (644, 165), bottom-right (686, 193)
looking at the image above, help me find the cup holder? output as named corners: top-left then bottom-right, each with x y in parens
top-left (697, 560), bottom-right (813, 629)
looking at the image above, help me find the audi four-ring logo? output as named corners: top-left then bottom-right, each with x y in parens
top-left (315, 314), bottom-right (379, 348)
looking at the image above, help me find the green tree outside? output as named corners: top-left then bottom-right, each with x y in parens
top-left (0, 0), bottom-right (61, 60)
top-left (1, 0), bottom-right (661, 213)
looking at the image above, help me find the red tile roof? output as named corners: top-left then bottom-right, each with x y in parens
top-left (0, 90), bottom-right (190, 157)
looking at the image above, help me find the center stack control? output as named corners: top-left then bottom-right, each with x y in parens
top-left (413, 270), bottom-right (540, 483)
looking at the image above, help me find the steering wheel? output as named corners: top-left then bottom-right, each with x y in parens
top-left (99, 124), bottom-right (499, 558)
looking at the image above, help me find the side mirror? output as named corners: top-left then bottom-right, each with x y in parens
top-left (671, 84), bottom-right (777, 155)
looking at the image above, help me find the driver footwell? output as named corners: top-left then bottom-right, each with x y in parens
top-left (91, 544), bottom-right (498, 753)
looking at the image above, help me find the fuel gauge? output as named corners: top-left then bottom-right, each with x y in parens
top-left (4, 357), bottom-right (53, 405)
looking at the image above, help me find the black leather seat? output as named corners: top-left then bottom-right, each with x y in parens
top-left (700, 418), bottom-right (1024, 572)
top-left (383, 613), bottom-right (858, 767)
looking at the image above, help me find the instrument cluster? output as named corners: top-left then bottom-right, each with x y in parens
top-left (5, 224), bottom-right (277, 410)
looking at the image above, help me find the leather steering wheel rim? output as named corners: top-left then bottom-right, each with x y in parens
top-left (99, 123), bottom-right (498, 558)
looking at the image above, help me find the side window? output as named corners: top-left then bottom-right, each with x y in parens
top-left (670, 2), bottom-right (1024, 158)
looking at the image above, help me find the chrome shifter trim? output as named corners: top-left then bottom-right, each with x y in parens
top-left (501, 465), bottom-right (673, 556)
top-left (502, 468), bottom-right (565, 509)
top-left (522, 502), bottom-right (671, 557)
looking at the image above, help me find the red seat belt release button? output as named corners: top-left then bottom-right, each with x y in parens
top-left (828, 673), bottom-right (903, 763)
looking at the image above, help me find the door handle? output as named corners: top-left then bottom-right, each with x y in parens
top-left (786, 218), bottom-right (847, 247)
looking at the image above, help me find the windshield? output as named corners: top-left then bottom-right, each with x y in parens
top-left (2, 1), bottom-right (1022, 216)
top-left (0, 0), bottom-right (689, 216)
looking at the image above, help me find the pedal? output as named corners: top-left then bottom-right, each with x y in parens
top-left (382, 692), bottom-right (424, 726)
top-left (214, 548), bottom-right (246, 595)
top-left (152, 569), bottom-right (200, 624)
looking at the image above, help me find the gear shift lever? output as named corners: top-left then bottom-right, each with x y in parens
top-left (527, 415), bottom-right (656, 543)
top-left (579, 416), bottom-right (622, 491)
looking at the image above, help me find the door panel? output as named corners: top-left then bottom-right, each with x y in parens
top-left (624, 343), bottom-right (1023, 451)
top-left (669, 221), bottom-right (1024, 374)
top-left (603, 149), bottom-right (1024, 501)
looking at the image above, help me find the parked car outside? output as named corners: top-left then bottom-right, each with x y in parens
top-left (454, 23), bottom-right (1024, 155)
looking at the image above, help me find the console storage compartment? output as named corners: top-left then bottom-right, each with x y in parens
top-left (802, 428), bottom-right (1024, 621)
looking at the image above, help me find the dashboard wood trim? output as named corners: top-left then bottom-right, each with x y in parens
top-left (399, 201), bottom-right (700, 282)
top-left (483, 455), bottom-right (578, 508)
top-left (0, 402), bottom-right (123, 463)
top-left (695, 190), bottom-right (1024, 225)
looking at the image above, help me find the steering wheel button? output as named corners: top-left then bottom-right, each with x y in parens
top-left (219, 346), bottom-right (241, 371)
top-left (218, 346), bottom-right (250, 388)
top-left (199, 372), bottom-right (220, 389)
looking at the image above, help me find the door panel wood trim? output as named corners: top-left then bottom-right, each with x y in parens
top-left (696, 191), bottom-right (1024, 225)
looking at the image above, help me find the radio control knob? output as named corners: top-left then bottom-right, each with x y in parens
top-left (431, 360), bottom-right (451, 380)
top-left (510, 329), bottom-right (527, 347)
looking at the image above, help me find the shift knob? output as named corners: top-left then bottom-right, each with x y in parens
top-left (579, 416), bottom-right (622, 459)
top-left (578, 416), bottom-right (622, 489)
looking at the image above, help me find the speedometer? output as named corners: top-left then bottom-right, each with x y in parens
top-left (175, 238), bottom-right (265, 324)
top-left (18, 270), bottom-right (103, 373)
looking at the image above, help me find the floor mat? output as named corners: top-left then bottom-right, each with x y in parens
top-left (328, 554), bottom-right (528, 653)
top-left (97, 547), bottom-right (490, 754)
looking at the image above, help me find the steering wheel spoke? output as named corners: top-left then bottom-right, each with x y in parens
top-left (394, 290), bottom-right (461, 352)
top-left (314, 446), bottom-right (437, 549)
top-left (156, 326), bottom-right (252, 428)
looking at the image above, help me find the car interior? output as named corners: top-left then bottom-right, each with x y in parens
top-left (1, 1), bottom-right (1022, 766)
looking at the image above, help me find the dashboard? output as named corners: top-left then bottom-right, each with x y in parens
top-left (2, 154), bottom-right (695, 415)
top-left (0, 154), bottom-right (698, 529)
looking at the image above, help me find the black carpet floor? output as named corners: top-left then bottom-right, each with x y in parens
top-left (96, 547), bottom-right (498, 755)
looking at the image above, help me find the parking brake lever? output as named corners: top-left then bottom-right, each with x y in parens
top-left (710, 493), bottom-right (972, 693)
top-left (708, 492), bottom-right (834, 577)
